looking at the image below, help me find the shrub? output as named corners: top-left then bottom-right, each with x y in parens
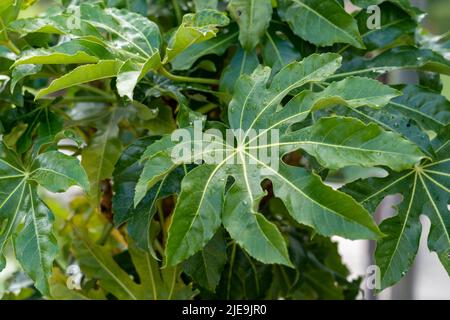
top-left (0, 0), bottom-right (448, 299)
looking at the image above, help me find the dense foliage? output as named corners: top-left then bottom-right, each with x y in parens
top-left (0, 0), bottom-right (449, 300)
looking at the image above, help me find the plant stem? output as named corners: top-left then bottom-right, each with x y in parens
top-left (97, 223), bottom-right (114, 245)
top-left (227, 242), bottom-right (237, 299)
top-left (157, 200), bottom-right (166, 246)
top-left (76, 84), bottom-right (112, 98)
top-left (196, 103), bottom-right (217, 114)
top-left (171, 0), bottom-right (182, 25)
top-left (58, 96), bottom-right (117, 104)
top-left (5, 39), bottom-right (20, 55)
top-left (0, 17), bottom-right (20, 55)
top-left (158, 67), bottom-right (220, 85)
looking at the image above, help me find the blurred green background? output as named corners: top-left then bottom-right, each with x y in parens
top-left (425, 0), bottom-right (450, 100)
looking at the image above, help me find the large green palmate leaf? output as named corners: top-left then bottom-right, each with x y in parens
top-left (343, 145), bottom-right (450, 290)
top-left (0, 143), bottom-right (88, 295)
top-left (135, 53), bottom-right (425, 267)
top-left (1, 0), bottom-right (449, 300)
top-left (278, 0), bottom-right (365, 49)
top-left (73, 230), bottom-right (195, 300)
top-left (228, 0), bottom-right (273, 51)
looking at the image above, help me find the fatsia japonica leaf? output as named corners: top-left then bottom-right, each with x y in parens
top-left (164, 9), bottom-right (230, 63)
top-left (228, 0), bottom-right (273, 51)
top-left (343, 146), bottom-right (450, 290)
top-left (116, 52), bottom-right (161, 100)
top-left (262, 30), bottom-right (300, 74)
top-left (135, 53), bottom-right (415, 267)
top-left (350, 0), bottom-right (422, 17)
top-left (3, 0), bottom-right (449, 298)
top-left (388, 85), bottom-right (450, 133)
top-left (0, 142), bottom-right (88, 295)
top-left (281, 117), bottom-right (425, 171)
top-left (165, 164), bottom-right (229, 266)
top-left (12, 39), bottom-right (114, 67)
top-left (354, 2), bottom-right (416, 51)
top-left (36, 60), bottom-right (123, 99)
top-left (183, 229), bottom-right (227, 292)
top-left (10, 64), bottom-right (41, 93)
top-left (10, 3), bottom-right (163, 100)
top-left (219, 45), bottom-right (259, 94)
top-left (112, 137), bottom-right (184, 258)
top-left (170, 29), bottom-right (238, 71)
top-left (73, 230), bottom-right (196, 300)
top-left (271, 76), bottom-right (400, 129)
top-left (335, 47), bottom-right (450, 79)
top-left (325, 84), bottom-right (450, 156)
top-left (81, 108), bottom-right (123, 207)
top-left (278, 0), bottom-right (365, 49)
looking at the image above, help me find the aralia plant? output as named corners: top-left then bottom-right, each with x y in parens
top-left (0, 0), bottom-right (448, 299)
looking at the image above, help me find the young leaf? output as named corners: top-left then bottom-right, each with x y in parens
top-left (116, 52), bottom-right (161, 100)
top-left (354, 2), bottom-right (416, 51)
top-left (12, 39), bottom-right (114, 67)
top-left (171, 30), bottom-right (238, 71)
top-left (164, 10), bottom-right (230, 62)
